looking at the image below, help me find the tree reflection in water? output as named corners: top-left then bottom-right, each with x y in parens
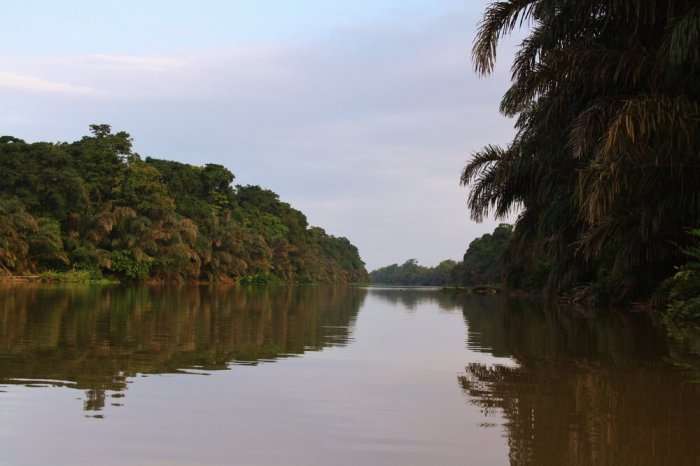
top-left (369, 289), bottom-right (700, 465)
top-left (456, 296), bottom-right (700, 466)
top-left (2, 285), bottom-right (699, 465)
top-left (0, 285), bottom-right (366, 412)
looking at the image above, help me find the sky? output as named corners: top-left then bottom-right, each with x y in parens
top-left (0, 0), bottom-right (521, 270)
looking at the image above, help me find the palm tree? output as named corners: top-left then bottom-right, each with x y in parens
top-left (462, 0), bottom-right (700, 300)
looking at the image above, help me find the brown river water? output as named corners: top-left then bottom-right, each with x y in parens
top-left (0, 285), bottom-right (698, 466)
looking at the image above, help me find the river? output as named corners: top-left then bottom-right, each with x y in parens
top-left (0, 285), bottom-right (698, 466)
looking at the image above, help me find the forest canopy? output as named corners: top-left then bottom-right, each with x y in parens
top-left (0, 126), bottom-right (368, 284)
top-left (462, 0), bottom-right (700, 305)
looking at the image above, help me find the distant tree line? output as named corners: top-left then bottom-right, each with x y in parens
top-left (460, 1), bottom-right (700, 317)
top-left (369, 259), bottom-right (458, 287)
top-left (370, 224), bottom-right (512, 286)
top-left (0, 125), bottom-right (368, 283)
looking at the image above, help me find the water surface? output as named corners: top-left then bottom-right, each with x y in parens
top-left (0, 285), bottom-right (698, 466)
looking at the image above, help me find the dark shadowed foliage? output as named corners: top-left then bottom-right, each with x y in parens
top-left (463, 1), bottom-right (700, 303)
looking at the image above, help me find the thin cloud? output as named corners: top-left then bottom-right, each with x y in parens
top-left (0, 71), bottom-right (98, 96)
top-left (84, 54), bottom-right (187, 71)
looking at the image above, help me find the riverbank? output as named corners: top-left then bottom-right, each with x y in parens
top-left (0, 271), bottom-right (119, 285)
top-left (0, 272), bottom-right (367, 287)
top-left (441, 285), bottom-right (502, 296)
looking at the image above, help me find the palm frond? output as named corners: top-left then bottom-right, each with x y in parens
top-left (473, 0), bottom-right (538, 75)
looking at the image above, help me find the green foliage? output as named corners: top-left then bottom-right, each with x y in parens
top-left (370, 259), bottom-right (456, 286)
top-left (38, 270), bottom-right (116, 284)
top-left (239, 273), bottom-right (282, 285)
top-left (0, 126), bottom-right (368, 283)
top-left (464, 1), bottom-right (700, 302)
top-left (30, 218), bottom-right (69, 269)
top-left (371, 224), bottom-right (511, 286)
top-left (0, 198), bottom-right (37, 273)
top-left (111, 250), bottom-right (152, 280)
top-left (453, 224), bottom-right (512, 286)
top-left (663, 230), bottom-right (700, 322)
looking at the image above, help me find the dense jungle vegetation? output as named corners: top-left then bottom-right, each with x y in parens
top-left (0, 125), bottom-right (368, 284)
top-left (461, 1), bottom-right (700, 316)
top-left (369, 223), bottom-right (512, 286)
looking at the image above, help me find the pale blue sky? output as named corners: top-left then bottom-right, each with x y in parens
top-left (3, 0), bottom-right (450, 54)
top-left (1, 1), bottom-right (519, 270)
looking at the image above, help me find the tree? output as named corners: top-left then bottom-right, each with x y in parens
top-left (463, 1), bottom-right (700, 301)
top-left (454, 224), bottom-right (512, 286)
top-left (0, 126), bottom-right (367, 283)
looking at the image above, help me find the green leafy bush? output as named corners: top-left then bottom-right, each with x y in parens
top-left (663, 230), bottom-right (700, 322)
top-left (111, 250), bottom-right (152, 281)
